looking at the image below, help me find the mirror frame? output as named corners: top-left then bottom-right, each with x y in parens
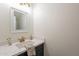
top-left (10, 7), bottom-right (32, 33)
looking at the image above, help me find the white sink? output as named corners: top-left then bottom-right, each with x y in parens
top-left (15, 40), bottom-right (34, 49)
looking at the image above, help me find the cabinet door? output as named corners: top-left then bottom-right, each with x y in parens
top-left (35, 44), bottom-right (44, 56)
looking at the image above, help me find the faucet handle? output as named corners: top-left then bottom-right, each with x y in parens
top-left (6, 37), bottom-right (12, 45)
top-left (18, 36), bottom-right (26, 42)
top-left (6, 38), bottom-right (11, 40)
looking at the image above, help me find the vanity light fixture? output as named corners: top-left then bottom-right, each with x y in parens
top-left (19, 3), bottom-right (31, 7)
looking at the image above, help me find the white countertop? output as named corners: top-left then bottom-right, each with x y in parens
top-left (0, 39), bottom-right (44, 56)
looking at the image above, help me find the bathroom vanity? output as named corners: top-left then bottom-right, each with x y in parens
top-left (18, 44), bottom-right (44, 56)
top-left (0, 39), bottom-right (44, 56)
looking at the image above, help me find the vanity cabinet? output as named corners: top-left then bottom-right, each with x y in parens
top-left (18, 44), bottom-right (44, 56)
top-left (35, 44), bottom-right (44, 56)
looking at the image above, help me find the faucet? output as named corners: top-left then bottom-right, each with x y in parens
top-left (18, 36), bottom-right (25, 43)
top-left (6, 38), bottom-right (12, 45)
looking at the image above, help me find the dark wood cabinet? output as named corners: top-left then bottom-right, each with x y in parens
top-left (35, 44), bottom-right (44, 56)
top-left (18, 44), bottom-right (44, 56)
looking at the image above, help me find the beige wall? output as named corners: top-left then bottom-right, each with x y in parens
top-left (0, 4), bottom-right (31, 43)
top-left (33, 3), bottom-right (79, 56)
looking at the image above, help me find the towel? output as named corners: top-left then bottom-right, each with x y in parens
top-left (21, 42), bottom-right (36, 56)
top-left (26, 46), bottom-right (36, 56)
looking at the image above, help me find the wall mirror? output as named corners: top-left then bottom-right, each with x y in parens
top-left (10, 7), bottom-right (33, 33)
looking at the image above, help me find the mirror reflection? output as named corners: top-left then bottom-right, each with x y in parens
top-left (11, 7), bottom-right (32, 33)
top-left (14, 10), bottom-right (27, 30)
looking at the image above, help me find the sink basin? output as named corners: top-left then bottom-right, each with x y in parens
top-left (15, 43), bottom-right (24, 49)
top-left (15, 40), bottom-right (34, 49)
top-left (24, 40), bottom-right (34, 47)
